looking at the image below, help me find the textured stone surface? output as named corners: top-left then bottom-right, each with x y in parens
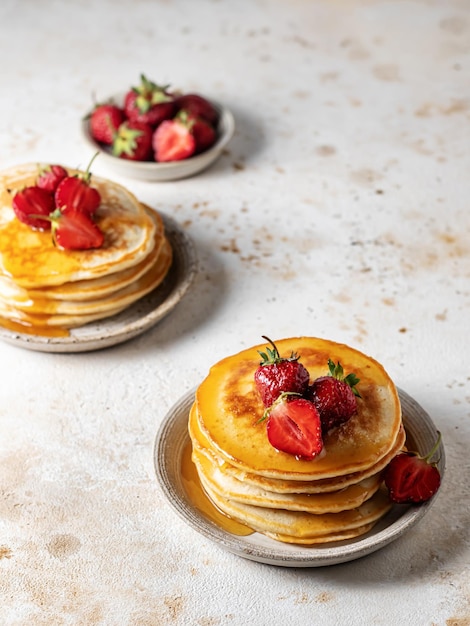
top-left (0, 1), bottom-right (469, 624)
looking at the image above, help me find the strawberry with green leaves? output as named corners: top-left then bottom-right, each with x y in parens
top-left (37, 164), bottom-right (68, 193)
top-left (90, 103), bottom-right (125, 145)
top-left (44, 208), bottom-right (104, 250)
top-left (384, 433), bottom-right (442, 504)
top-left (54, 154), bottom-right (101, 216)
top-left (263, 392), bottom-right (323, 461)
top-left (254, 337), bottom-right (310, 407)
top-left (306, 360), bottom-right (360, 432)
top-left (174, 93), bottom-right (219, 126)
top-left (124, 74), bottom-right (175, 128)
top-left (112, 120), bottom-right (153, 161)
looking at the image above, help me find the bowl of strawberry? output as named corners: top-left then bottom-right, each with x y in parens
top-left (82, 74), bottom-right (235, 182)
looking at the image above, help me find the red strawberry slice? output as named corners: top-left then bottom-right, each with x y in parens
top-left (90, 103), bottom-right (125, 145)
top-left (55, 155), bottom-right (101, 215)
top-left (265, 395), bottom-right (323, 460)
top-left (11, 186), bottom-right (54, 230)
top-left (152, 118), bottom-right (196, 162)
top-left (49, 208), bottom-right (104, 250)
top-left (384, 433), bottom-right (442, 503)
top-left (37, 164), bottom-right (68, 193)
top-left (254, 336), bottom-right (310, 407)
top-left (112, 120), bottom-right (153, 161)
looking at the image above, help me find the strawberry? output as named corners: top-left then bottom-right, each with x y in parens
top-left (48, 208), bottom-right (104, 250)
top-left (90, 103), bottom-right (125, 145)
top-left (174, 93), bottom-right (219, 125)
top-left (306, 360), bottom-right (360, 432)
top-left (11, 185), bottom-right (54, 230)
top-left (189, 115), bottom-right (217, 154)
top-left (112, 120), bottom-right (153, 161)
top-left (55, 155), bottom-right (101, 215)
top-left (264, 393), bottom-right (323, 460)
top-left (254, 336), bottom-right (310, 407)
top-left (124, 74), bottom-right (175, 127)
top-left (384, 433), bottom-right (442, 504)
top-left (152, 118), bottom-right (196, 162)
top-left (36, 164), bottom-right (68, 193)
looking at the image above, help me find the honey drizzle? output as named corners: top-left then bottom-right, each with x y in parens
top-left (0, 316), bottom-right (70, 337)
top-left (181, 441), bottom-right (254, 537)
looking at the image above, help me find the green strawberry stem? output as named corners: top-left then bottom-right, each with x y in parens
top-left (327, 358), bottom-right (361, 398)
top-left (258, 335), bottom-right (299, 366)
top-left (423, 431), bottom-right (442, 464)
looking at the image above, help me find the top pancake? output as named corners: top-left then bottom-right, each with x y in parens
top-left (195, 337), bottom-right (402, 481)
top-left (0, 163), bottom-right (157, 288)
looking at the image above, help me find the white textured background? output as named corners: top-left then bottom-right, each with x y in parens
top-left (0, 1), bottom-right (469, 624)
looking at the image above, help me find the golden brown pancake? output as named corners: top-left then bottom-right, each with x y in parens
top-left (188, 337), bottom-right (403, 545)
top-left (195, 337), bottom-right (402, 481)
top-left (0, 164), bottom-right (173, 334)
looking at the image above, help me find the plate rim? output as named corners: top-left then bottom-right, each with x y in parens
top-left (154, 387), bottom-right (445, 567)
top-left (0, 212), bottom-right (197, 352)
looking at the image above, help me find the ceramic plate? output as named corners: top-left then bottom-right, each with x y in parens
top-left (82, 96), bottom-right (235, 182)
top-left (154, 388), bottom-right (445, 567)
top-left (0, 213), bottom-right (196, 353)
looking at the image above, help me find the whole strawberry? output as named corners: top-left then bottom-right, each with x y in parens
top-left (174, 93), bottom-right (219, 126)
top-left (37, 164), bottom-right (68, 193)
top-left (11, 186), bottom-right (54, 230)
top-left (384, 433), bottom-right (442, 504)
top-left (254, 336), bottom-right (310, 407)
top-left (264, 392), bottom-right (323, 460)
top-left (112, 120), bottom-right (153, 161)
top-left (306, 360), bottom-right (360, 432)
top-left (189, 114), bottom-right (217, 154)
top-left (124, 74), bottom-right (175, 127)
top-left (90, 103), bottom-right (125, 145)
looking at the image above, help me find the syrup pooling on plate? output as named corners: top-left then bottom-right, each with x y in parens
top-left (0, 164), bottom-right (173, 335)
top-left (180, 441), bottom-right (253, 537)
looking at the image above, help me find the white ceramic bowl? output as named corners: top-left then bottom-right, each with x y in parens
top-left (81, 95), bottom-right (235, 182)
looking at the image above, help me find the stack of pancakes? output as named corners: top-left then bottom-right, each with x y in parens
top-left (189, 337), bottom-right (405, 545)
top-left (0, 164), bottom-right (172, 334)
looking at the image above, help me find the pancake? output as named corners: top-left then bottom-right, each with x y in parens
top-left (189, 402), bottom-right (406, 493)
top-left (0, 163), bottom-right (173, 335)
top-left (192, 445), bottom-right (383, 513)
top-left (200, 476), bottom-right (393, 545)
top-left (0, 164), bottom-right (157, 288)
top-left (195, 337), bottom-right (402, 481)
top-left (188, 337), bottom-right (404, 545)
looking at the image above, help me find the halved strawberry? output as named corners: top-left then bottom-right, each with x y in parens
top-left (49, 208), bottom-right (104, 250)
top-left (37, 164), bottom-right (68, 193)
top-left (384, 433), bottom-right (442, 504)
top-left (112, 120), bottom-right (153, 161)
top-left (55, 155), bottom-right (101, 215)
top-left (152, 118), bottom-right (196, 162)
top-left (11, 186), bottom-right (54, 230)
top-left (264, 394), bottom-right (323, 460)
top-left (254, 336), bottom-right (310, 407)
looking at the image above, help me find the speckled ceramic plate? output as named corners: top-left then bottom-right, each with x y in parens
top-left (0, 213), bottom-right (196, 353)
top-left (82, 96), bottom-right (235, 182)
top-left (154, 388), bottom-right (445, 568)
